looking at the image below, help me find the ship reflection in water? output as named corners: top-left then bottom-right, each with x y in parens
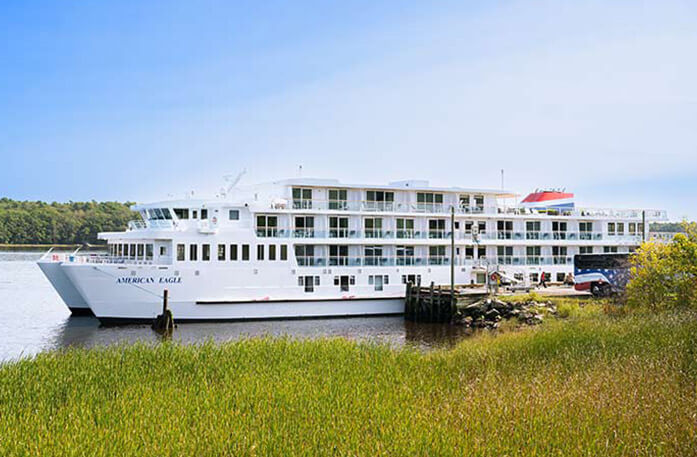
top-left (51, 314), bottom-right (474, 354)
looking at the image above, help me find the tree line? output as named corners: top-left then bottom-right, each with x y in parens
top-left (0, 198), bottom-right (137, 245)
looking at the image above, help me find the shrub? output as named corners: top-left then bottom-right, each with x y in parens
top-left (627, 222), bottom-right (697, 311)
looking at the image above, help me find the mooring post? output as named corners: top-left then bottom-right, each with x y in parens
top-left (163, 288), bottom-right (169, 315)
top-left (450, 205), bottom-right (456, 320)
top-left (429, 281), bottom-right (435, 323)
top-left (415, 279), bottom-right (421, 322)
top-left (153, 288), bottom-right (174, 334)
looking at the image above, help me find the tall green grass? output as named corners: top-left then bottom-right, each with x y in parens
top-left (1, 307), bottom-right (696, 456)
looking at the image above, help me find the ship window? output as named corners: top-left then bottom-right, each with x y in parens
top-left (229, 244), bottom-right (238, 261)
top-left (229, 209), bottom-right (239, 220)
top-left (604, 246), bottom-right (619, 253)
top-left (396, 218), bottom-right (414, 238)
top-left (269, 245), bottom-right (276, 261)
top-left (174, 208), bottom-right (189, 219)
top-left (365, 190), bottom-right (394, 210)
top-left (292, 188), bottom-right (313, 209)
top-left (459, 195), bottom-right (470, 208)
top-left (201, 209), bottom-right (208, 220)
top-left (428, 219), bottom-right (446, 238)
top-left (629, 223), bottom-right (637, 235)
top-left (177, 244), bottom-right (185, 261)
top-left (617, 223), bottom-right (625, 235)
top-left (608, 222), bottom-right (616, 235)
top-left (295, 245), bottom-right (314, 266)
top-left (474, 195), bottom-right (484, 209)
top-left (280, 244), bottom-right (288, 261)
top-left (477, 246), bottom-right (486, 258)
top-left (302, 275), bottom-right (316, 293)
top-left (557, 273), bottom-right (566, 282)
top-left (257, 245), bottom-right (264, 261)
top-left (294, 216), bottom-right (314, 237)
top-left (242, 244), bottom-right (250, 261)
top-left (328, 189), bottom-right (348, 210)
top-left (117, 244), bottom-right (122, 256)
top-left (417, 192), bottom-right (444, 206)
top-left (190, 244), bottom-right (198, 261)
top-left (146, 244), bottom-right (153, 260)
top-left (256, 215), bottom-right (278, 237)
top-left (364, 218), bottom-right (383, 238)
top-left (161, 209), bottom-right (173, 220)
top-left (192, 210), bottom-right (198, 219)
top-left (579, 246), bottom-right (593, 254)
top-left (217, 244), bottom-right (226, 261)
top-left (159, 246), bottom-right (166, 256)
top-left (370, 275), bottom-right (384, 291)
top-left (137, 244), bottom-right (144, 258)
top-left (329, 216), bottom-right (349, 238)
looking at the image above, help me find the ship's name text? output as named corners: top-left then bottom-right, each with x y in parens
top-left (116, 277), bottom-right (182, 284)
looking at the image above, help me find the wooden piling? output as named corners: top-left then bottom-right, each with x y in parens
top-left (152, 289), bottom-right (174, 334)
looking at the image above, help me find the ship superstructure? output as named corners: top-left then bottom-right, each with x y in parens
top-left (38, 178), bottom-right (667, 323)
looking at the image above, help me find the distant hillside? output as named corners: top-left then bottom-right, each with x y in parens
top-left (650, 222), bottom-right (689, 233)
top-left (0, 199), bottom-right (137, 245)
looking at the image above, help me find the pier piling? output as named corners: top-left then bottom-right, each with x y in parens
top-left (152, 289), bottom-right (174, 334)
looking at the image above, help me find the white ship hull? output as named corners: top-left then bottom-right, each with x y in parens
top-left (37, 259), bottom-right (93, 315)
top-left (61, 263), bottom-right (409, 323)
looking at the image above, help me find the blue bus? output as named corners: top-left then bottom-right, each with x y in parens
top-left (574, 253), bottom-right (631, 297)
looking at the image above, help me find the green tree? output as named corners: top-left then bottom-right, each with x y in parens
top-left (0, 199), bottom-right (137, 245)
top-left (627, 222), bottom-right (697, 310)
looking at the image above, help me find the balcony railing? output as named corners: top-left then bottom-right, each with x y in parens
top-left (271, 200), bottom-right (667, 220)
top-left (491, 256), bottom-right (574, 266)
top-left (256, 228), bottom-right (643, 243)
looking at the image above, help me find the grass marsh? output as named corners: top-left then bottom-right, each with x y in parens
top-left (1, 303), bottom-right (696, 456)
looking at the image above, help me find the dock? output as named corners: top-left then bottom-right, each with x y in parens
top-left (404, 280), bottom-right (588, 323)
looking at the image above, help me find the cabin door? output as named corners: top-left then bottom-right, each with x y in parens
top-left (340, 275), bottom-right (350, 292)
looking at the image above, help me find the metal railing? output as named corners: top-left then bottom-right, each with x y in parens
top-left (270, 200), bottom-right (667, 220)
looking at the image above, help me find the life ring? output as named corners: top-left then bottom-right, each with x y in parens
top-left (212, 216), bottom-right (218, 225)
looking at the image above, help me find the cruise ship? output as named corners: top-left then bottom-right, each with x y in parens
top-left (38, 178), bottom-right (667, 323)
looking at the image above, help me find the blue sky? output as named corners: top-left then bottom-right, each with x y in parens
top-left (1, 0), bottom-right (696, 220)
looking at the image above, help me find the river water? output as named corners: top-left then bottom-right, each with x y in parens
top-left (0, 251), bottom-right (472, 361)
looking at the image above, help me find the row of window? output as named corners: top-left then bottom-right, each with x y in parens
top-left (296, 274), bottom-right (390, 293)
top-left (292, 187), bottom-right (485, 208)
top-left (176, 244), bottom-right (288, 262)
top-left (110, 243), bottom-right (163, 259)
top-left (257, 215), bottom-right (644, 238)
top-left (170, 208), bottom-right (240, 221)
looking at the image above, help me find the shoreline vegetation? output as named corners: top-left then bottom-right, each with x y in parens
top-left (1, 297), bottom-right (696, 456)
top-left (0, 199), bottom-right (136, 245)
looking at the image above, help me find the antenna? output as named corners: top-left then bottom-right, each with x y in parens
top-left (298, 165), bottom-right (303, 177)
top-left (501, 169), bottom-right (504, 190)
top-left (222, 169), bottom-right (247, 196)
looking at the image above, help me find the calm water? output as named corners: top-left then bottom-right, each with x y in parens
top-left (0, 251), bottom-right (471, 361)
